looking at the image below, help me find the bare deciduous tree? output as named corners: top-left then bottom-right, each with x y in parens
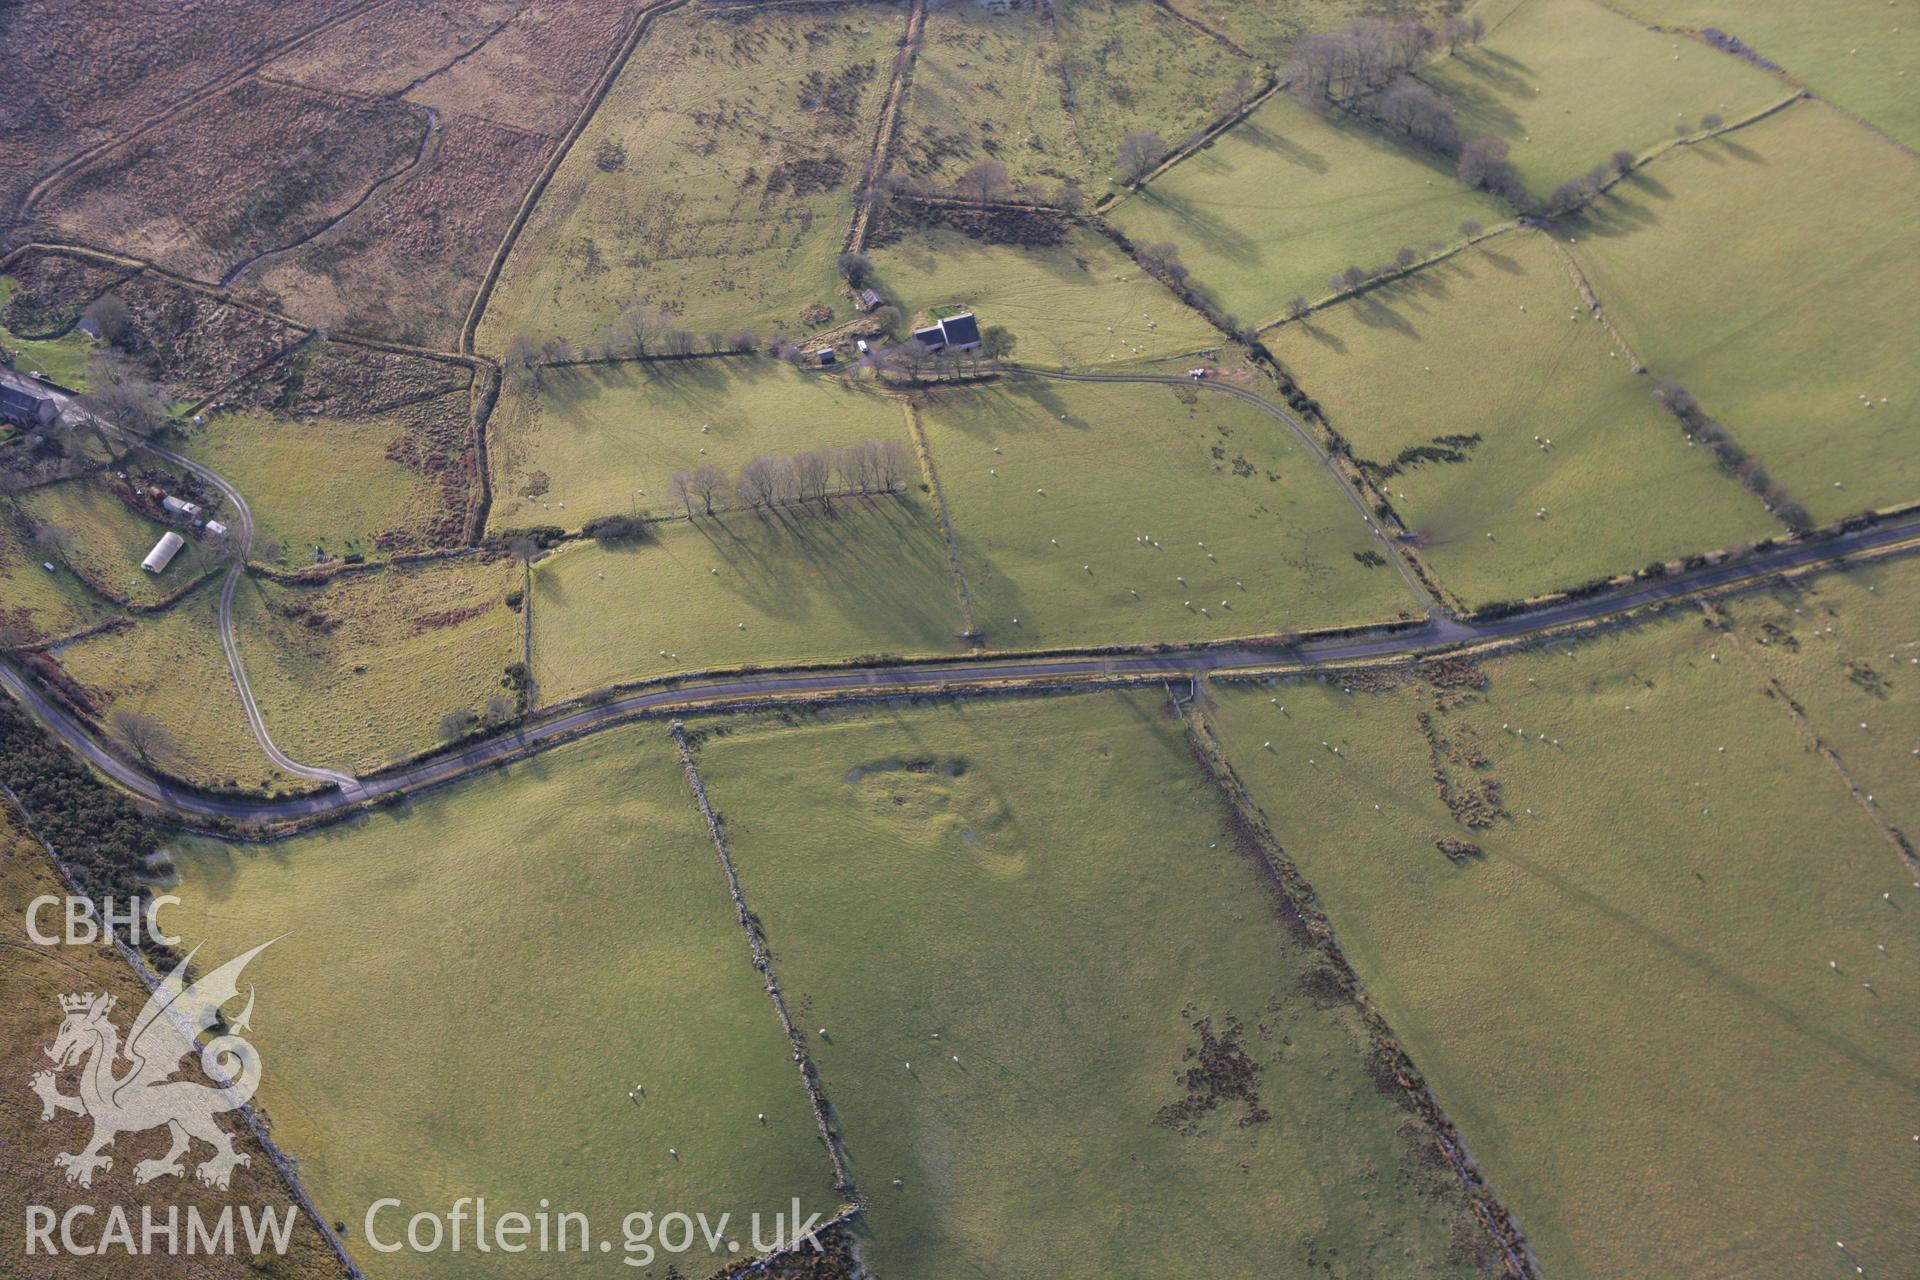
top-left (79, 352), bottom-right (174, 441)
top-left (954, 161), bottom-right (1010, 203)
top-left (1115, 130), bottom-right (1166, 183)
top-left (793, 450), bottom-right (833, 507)
top-left (690, 465), bottom-right (727, 515)
top-left (109, 708), bottom-right (175, 769)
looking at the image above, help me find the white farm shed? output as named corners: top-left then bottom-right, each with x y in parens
top-left (141, 531), bottom-right (185, 573)
top-left (162, 495), bottom-right (201, 519)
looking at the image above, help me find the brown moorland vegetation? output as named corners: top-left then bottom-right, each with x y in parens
top-left (235, 0), bottom-right (650, 345)
top-left (0, 0), bottom-right (363, 218)
top-left (38, 78), bottom-right (429, 284)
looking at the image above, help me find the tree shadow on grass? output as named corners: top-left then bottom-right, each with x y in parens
top-left (1135, 187), bottom-right (1259, 266)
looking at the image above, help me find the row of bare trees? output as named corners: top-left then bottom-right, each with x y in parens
top-left (667, 438), bottom-right (914, 517)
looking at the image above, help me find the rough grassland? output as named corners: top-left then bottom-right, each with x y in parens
top-left (184, 392), bottom-right (476, 561)
top-left (1265, 232), bottom-right (1777, 607)
top-left (478, 6), bottom-right (899, 353)
top-left (867, 224), bottom-right (1219, 368)
top-left (1422, 0), bottom-right (1785, 197)
top-left (244, 117), bottom-right (550, 348)
top-left (1107, 93), bottom-right (1504, 328)
top-left (694, 693), bottom-right (1502, 1279)
top-left (264, 0), bottom-right (526, 97)
top-left (0, 815), bottom-right (350, 1280)
top-left (1715, 557), bottom-right (1920, 851)
top-left (530, 500), bottom-right (965, 702)
top-left (164, 727), bottom-right (838, 1280)
top-left (923, 377), bottom-right (1419, 648)
top-left (1565, 101), bottom-right (1920, 523)
top-left (894, 2), bottom-right (1087, 190)
top-left (488, 358), bottom-right (908, 528)
top-left (0, 508), bottom-right (109, 643)
top-left (1173, 0), bottom-right (1454, 65)
top-left (56, 583), bottom-right (276, 790)
top-left (1208, 608), bottom-right (1920, 1277)
top-left (184, 409), bottom-right (445, 561)
top-left (233, 558), bottom-right (521, 773)
top-left (13, 479), bottom-right (207, 608)
top-left (1612, 0), bottom-right (1920, 149)
top-left (1054, 0), bottom-right (1250, 181)
top-left (39, 78), bottom-right (427, 284)
top-left (238, 0), bottom-right (646, 346)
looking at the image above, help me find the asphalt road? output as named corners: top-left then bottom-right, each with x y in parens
top-left (5, 510), bottom-right (1914, 827)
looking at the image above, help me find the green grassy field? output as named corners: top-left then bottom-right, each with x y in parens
top-left (867, 223), bottom-right (1219, 367)
top-left (1264, 231), bottom-right (1777, 608)
top-left (233, 558), bottom-right (522, 773)
top-left (55, 582), bottom-right (278, 790)
top-left (0, 277), bottom-right (95, 389)
top-left (477, 5), bottom-right (899, 354)
top-left (488, 358), bottom-right (909, 528)
top-left (1107, 92), bottom-right (1505, 328)
top-left (1424, 0), bottom-right (1787, 197)
top-left (1054, 0), bottom-right (1252, 182)
top-left (181, 406), bottom-right (457, 561)
top-left (919, 376), bottom-right (1419, 647)
top-left (0, 314), bottom-right (94, 391)
top-left (164, 725), bottom-right (840, 1279)
top-left (1565, 100), bottom-right (1920, 523)
top-left (692, 693), bottom-right (1502, 1278)
top-left (0, 508), bottom-right (109, 642)
top-left (530, 499), bottom-right (966, 702)
top-left (1715, 557), bottom-right (1920, 852)
top-left (12, 478), bottom-right (209, 607)
top-left (1612, 0), bottom-right (1920, 149)
top-left (1207, 608), bottom-right (1920, 1276)
top-left (894, 1), bottom-right (1087, 190)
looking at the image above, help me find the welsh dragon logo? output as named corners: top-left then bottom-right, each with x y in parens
top-left (31, 940), bottom-right (275, 1190)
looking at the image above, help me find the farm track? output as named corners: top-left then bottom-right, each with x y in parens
top-left (1, 367), bottom-right (358, 790)
top-left (844, 0), bottom-right (927, 256)
top-left (10, 0), bottom-right (399, 230)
